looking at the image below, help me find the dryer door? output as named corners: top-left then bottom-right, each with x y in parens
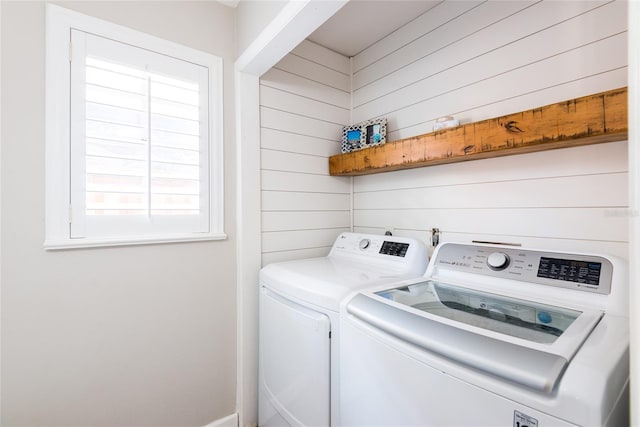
top-left (259, 286), bottom-right (331, 427)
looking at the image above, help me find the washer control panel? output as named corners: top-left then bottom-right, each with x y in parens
top-left (433, 244), bottom-right (613, 294)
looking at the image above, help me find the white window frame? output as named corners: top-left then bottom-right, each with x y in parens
top-left (45, 4), bottom-right (225, 249)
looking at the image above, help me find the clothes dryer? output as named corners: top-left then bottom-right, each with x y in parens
top-left (259, 232), bottom-right (427, 427)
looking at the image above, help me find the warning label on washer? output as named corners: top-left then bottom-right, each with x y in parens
top-left (514, 410), bottom-right (538, 427)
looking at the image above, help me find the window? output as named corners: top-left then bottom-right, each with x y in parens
top-left (45, 5), bottom-right (225, 249)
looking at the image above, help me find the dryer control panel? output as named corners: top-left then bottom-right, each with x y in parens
top-left (329, 232), bottom-right (428, 275)
top-left (432, 244), bottom-right (613, 295)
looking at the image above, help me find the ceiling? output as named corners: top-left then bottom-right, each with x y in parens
top-left (307, 0), bottom-right (440, 57)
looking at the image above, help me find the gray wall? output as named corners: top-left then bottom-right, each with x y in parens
top-left (1, 1), bottom-right (237, 425)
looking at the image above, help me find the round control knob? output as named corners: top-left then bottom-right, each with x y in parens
top-left (487, 252), bottom-right (510, 270)
top-left (359, 238), bottom-right (371, 250)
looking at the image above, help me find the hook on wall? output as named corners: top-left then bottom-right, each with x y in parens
top-left (431, 228), bottom-right (440, 247)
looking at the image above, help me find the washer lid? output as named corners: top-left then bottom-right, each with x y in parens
top-left (347, 279), bottom-right (604, 393)
top-left (378, 281), bottom-right (583, 344)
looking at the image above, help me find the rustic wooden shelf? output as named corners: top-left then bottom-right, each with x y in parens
top-left (329, 87), bottom-right (628, 176)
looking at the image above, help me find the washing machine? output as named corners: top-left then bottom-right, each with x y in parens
top-left (259, 232), bottom-right (428, 427)
top-left (340, 242), bottom-right (629, 426)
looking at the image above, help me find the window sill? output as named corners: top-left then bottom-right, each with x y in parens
top-left (43, 232), bottom-right (228, 251)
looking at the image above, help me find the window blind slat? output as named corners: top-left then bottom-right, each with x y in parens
top-left (150, 81), bottom-right (199, 105)
top-left (86, 67), bottom-right (146, 94)
top-left (151, 147), bottom-right (199, 165)
top-left (87, 84), bottom-right (146, 110)
top-left (87, 102), bottom-right (146, 128)
top-left (86, 156), bottom-right (147, 177)
top-left (151, 115), bottom-right (199, 135)
top-left (151, 98), bottom-right (199, 120)
top-left (87, 174), bottom-right (146, 193)
top-left (87, 57), bottom-right (146, 78)
top-left (150, 130), bottom-right (199, 150)
top-left (86, 120), bottom-right (146, 144)
top-left (151, 162), bottom-right (199, 180)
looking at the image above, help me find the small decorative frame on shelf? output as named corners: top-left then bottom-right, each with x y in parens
top-left (341, 118), bottom-right (387, 153)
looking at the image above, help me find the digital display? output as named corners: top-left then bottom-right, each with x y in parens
top-left (537, 257), bottom-right (601, 286)
top-left (379, 241), bottom-right (409, 257)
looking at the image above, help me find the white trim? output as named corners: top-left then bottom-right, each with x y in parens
top-left (235, 0), bottom-right (348, 76)
top-left (234, 2), bottom-right (347, 425)
top-left (628, 0), bottom-right (639, 424)
top-left (234, 69), bottom-right (261, 427)
top-left (203, 413), bottom-right (238, 427)
top-left (0, 2), bottom-right (3, 422)
top-left (48, 4), bottom-right (219, 67)
top-left (44, 232), bottom-right (227, 251)
top-left (45, 4), bottom-right (73, 244)
top-left (45, 4), bottom-right (224, 248)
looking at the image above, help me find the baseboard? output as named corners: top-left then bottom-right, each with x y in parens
top-left (203, 413), bottom-right (238, 427)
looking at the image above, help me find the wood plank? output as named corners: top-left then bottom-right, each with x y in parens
top-left (262, 228), bottom-right (350, 253)
top-left (262, 170), bottom-right (351, 193)
top-left (262, 191), bottom-right (350, 212)
top-left (353, 141), bottom-right (628, 192)
top-left (354, 173), bottom-right (628, 210)
top-left (353, 207), bottom-right (629, 242)
top-left (261, 107), bottom-right (344, 141)
top-left (261, 128), bottom-right (341, 157)
top-left (353, 0), bottom-right (614, 100)
top-left (262, 247), bottom-right (332, 266)
top-left (354, 7), bottom-right (627, 121)
top-left (292, 40), bottom-right (351, 75)
top-left (275, 54), bottom-right (350, 92)
top-left (260, 68), bottom-right (350, 107)
top-left (260, 85), bottom-right (349, 125)
top-left (353, 0), bottom-right (535, 90)
top-left (262, 211), bottom-right (350, 232)
top-left (261, 149), bottom-right (329, 175)
top-left (352, 0), bottom-right (483, 74)
top-left (330, 87), bottom-right (628, 176)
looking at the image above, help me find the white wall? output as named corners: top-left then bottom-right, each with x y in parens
top-left (1, 2), bottom-right (237, 426)
top-left (259, 40), bottom-right (351, 264)
top-left (628, 1), bottom-right (640, 424)
top-left (351, 0), bottom-right (629, 260)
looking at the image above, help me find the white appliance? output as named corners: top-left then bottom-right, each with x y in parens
top-left (340, 242), bottom-right (629, 427)
top-left (259, 232), bottom-right (428, 427)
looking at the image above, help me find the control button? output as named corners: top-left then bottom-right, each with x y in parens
top-left (487, 252), bottom-right (510, 270)
top-left (537, 312), bottom-right (552, 324)
top-left (359, 239), bottom-right (371, 250)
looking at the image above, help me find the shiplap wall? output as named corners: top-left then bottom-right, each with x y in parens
top-left (260, 41), bottom-right (351, 264)
top-left (351, 0), bottom-right (629, 260)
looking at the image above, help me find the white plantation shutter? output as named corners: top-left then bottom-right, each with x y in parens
top-left (69, 30), bottom-right (215, 239)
